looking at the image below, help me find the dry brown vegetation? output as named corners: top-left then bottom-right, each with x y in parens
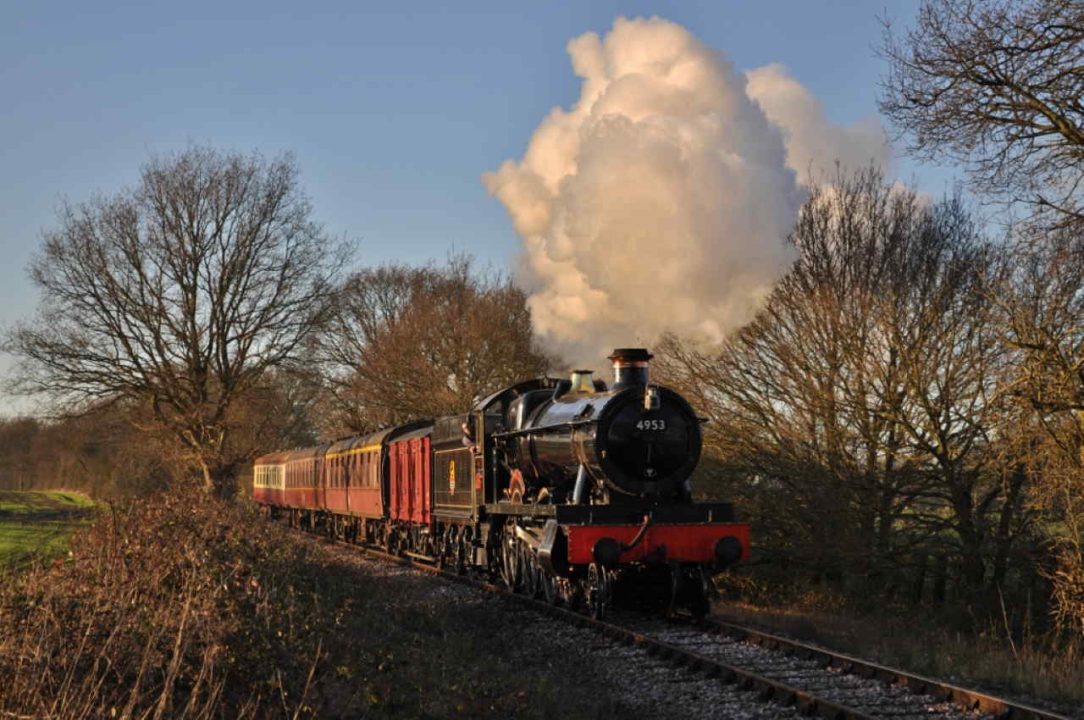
top-left (4, 5), bottom-right (1082, 701)
top-left (0, 492), bottom-right (618, 719)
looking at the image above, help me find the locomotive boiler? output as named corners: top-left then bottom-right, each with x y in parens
top-left (499, 348), bottom-right (702, 504)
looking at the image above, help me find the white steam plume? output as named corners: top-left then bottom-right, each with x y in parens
top-left (744, 63), bottom-right (891, 182)
top-left (484, 17), bottom-right (887, 367)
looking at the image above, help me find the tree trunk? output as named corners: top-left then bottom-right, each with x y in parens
top-left (196, 456), bottom-right (237, 497)
top-left (991, 463), bottom-right (1026, 592)
top-left (912, 553), bottom-right (927, 604)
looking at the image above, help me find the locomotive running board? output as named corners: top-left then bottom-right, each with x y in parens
top-left (483, 502), bottom-right (735, 524)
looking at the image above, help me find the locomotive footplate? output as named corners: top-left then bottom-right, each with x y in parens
top-left (482, 502), bottom-right (734, 524)
top-left (555, 502), bottom-right (734, 525)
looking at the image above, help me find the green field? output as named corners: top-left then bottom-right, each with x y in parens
top-left (0, 490), bottom-right (95, 569)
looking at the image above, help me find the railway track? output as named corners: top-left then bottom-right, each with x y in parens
top-left (696, 617), bottom-right (1068, 720)
top-left (300, 527), bottom-right (1073, 720)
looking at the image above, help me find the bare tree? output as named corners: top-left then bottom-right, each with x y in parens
top-left (5, 147), bottom-right (345, 494)
top-left (883, 0), bottom-right (1084, 634)
top-left (882, 206), bottom-right (1009, 597)
top-left (312, 264), bottom-right (419, 432)
top-left (994, 233), bottom-right (1084, 634)
top-left (659, 170), bottom-right (1026, 606)
top-left (880, 0), bottom-right (1084, 226)
top-left (313, 256), bottom-right (555, 435)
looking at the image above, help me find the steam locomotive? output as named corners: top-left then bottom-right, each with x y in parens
top-left (253, 348), bottom-right (749, 618)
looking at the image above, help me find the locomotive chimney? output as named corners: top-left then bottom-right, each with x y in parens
top-left (609, 348), bottom-right (653, 390)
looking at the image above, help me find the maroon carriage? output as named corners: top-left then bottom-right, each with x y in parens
top-left (252, 450), bottom-right (289, 507)
top-left (322, 431), bottom-right (387, 520)
top-left (282, 445), bottom-right (327, 510)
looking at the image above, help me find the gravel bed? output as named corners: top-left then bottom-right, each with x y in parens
top-left (616, 614), bottom-right (991, 720)
top-left (507, 608), bottom-right (804, 720)
top-left (305, 537), bottom-right (1003, 719)
top-left (308, 538), bottom-right (809, 719)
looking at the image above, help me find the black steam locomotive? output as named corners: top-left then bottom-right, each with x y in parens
top-left (255, 348), bottom-right (749, 618)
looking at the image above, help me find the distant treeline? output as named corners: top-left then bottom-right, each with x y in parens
top-left (0, 252), bottom-right (550, 498)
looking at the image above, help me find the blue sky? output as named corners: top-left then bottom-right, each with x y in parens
top-left (0, 0), bottom-right (953, 414)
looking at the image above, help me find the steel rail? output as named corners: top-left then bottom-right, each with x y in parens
top-left (698, 617), bottom-right (1072, 720)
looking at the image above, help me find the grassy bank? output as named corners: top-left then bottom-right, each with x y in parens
top-left (0, 490), bottom-right (95, 568)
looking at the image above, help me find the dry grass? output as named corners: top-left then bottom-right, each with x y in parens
top-left (0, 490), bottom-right (620, 719)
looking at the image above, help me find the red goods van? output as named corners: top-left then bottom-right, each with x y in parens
top-left (389, 427), bottom-right (432, 526)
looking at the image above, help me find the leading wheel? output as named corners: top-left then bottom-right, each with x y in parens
top-left (585, 563), bottom-right (610, 620)
top-left (690, 567), bottom-right (711, 620)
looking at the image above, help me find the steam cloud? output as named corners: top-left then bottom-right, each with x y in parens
top-left (484, 17), bottom-right (888, 367)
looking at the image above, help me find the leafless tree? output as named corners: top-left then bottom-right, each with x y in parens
top-left (880, 0), bottom-right (1084, 226)
top-left (4, 147), bottom-right (346, 494)
top-left (994, 233), bottom-right (1084, 634)
top-left (883, 0), bottom-right (1084, 634)
top-left (313, 256), bottom-right (555, 435)
top-left (660, 170), bottom-right (1026, 605)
